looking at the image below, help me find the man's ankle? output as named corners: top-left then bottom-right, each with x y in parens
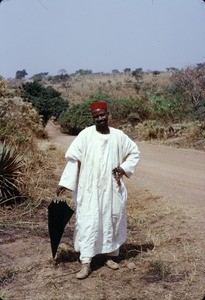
top-left (76, 263), bottom-right (91, 279)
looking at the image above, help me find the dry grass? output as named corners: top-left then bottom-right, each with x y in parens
top-left (43, 72), bottom-right (170, 105)
top-left (123, 186), bottom-right (205, 299)
top-left (0, 144), bottom-right (72, 223)
top-left (123, 120), bottom-right (205, 152)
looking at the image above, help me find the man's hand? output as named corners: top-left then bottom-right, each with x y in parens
top-left (112, 166), bottom-right (125, 179)
top-left (56, 185), bottom-right (67, 197)
top-left (112, 166), bottom-right (126, 187)
top-left (116, 167), bottom-right (125, 178)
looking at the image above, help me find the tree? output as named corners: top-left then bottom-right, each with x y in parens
top-left (112, 69), bottom-right (120, 74)
top-left (132, 68), bottom-right (144, 81)
top-left (169, 65), bottom-right (205, 120)
top-left (123, 68), bottom-right (131, 73)
top-left (166, 67), bottom-right (179, 73)
top-left (74, 69), bottom-right (92, 76)
top-left (16, 69), bottom-right (28, 79)
top-left (58, 69), bottom-right (68, 75)
top-left (48, 73), bottom-right (70, 83)
top-left (132, 68), bottom-right (144, 93)
top-left (152, 70), bottom-right (161, 76)
top-left (21, 82), bottom-right (69, 125)
top-left (31, 72), bottom-right (48, 82)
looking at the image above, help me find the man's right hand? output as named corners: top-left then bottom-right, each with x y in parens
top-left (56, 185), bottom-right (67, 197)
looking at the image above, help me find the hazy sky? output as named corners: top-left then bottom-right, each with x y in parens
top-left (0, 0), bottom-right (205, 78)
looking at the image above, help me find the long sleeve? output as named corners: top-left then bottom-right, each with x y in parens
top-left (59, 159), bottom-right (79, 191)
top-left (120, 135), bottom-right (140, 178)
top-left (59, 131), bottom-right (84, 190)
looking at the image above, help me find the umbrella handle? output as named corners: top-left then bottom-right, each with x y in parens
top-left (56, 185), bottom-right (66, 197)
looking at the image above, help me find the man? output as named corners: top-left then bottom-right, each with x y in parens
top-left (56, 100), bottom-right (140, 279)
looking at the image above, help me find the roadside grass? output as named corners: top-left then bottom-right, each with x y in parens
top-left (124, 186), bottom-right (205, 299)
top-left (0, 144), bottom-right (70, 224)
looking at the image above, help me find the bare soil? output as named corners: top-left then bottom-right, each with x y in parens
top-left (1, 122), bottom-right (205, 300)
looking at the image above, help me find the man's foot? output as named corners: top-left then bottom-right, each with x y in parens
top-left (76, 263), bottom-right (91, 279)
top-left (105, 259), bottom-right (119, 270)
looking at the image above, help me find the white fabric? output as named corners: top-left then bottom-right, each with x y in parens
top-left (80, 248), bottom-right (119, 264)
top-left (59, 125), bottom-right (140, 259)
top-left (79, 256), bottom-right (92, 264)
top-left (59, 158), bottom-right (79, 191)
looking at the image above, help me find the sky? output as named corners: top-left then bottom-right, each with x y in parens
top-left (0, 0), bottom-right (205, 79)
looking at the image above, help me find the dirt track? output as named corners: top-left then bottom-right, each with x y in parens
top-left (134, 142), bottom-right (205, 208)
top-left (46, 122), bottom-right (205, 210)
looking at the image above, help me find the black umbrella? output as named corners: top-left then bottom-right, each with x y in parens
top-left (48, 200), bottom-right (74, 259)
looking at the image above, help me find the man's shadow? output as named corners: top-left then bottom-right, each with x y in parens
top-left (55, 243), bottom-right (154, 270)
top-left (119, 242), bottom-right (154, 260)
top-left (54, 242), bottom-right (154, 270)
top-left (91, 242), bottom-right (154, 271)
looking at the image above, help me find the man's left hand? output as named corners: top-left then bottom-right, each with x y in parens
top-left (117, 167), bottom-right (125, 178)
top-left (112, 166), bottom-right (125, 179)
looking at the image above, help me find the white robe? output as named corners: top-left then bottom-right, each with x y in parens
top-left (59, 125), bottom-right (140, 258)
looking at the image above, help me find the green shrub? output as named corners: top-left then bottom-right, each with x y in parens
top-left (48, 73), bottom-right (69, 83)
top-left (21, 82), bottom-right (69, 125)
top-left (150, 96), bottom-right (179, 121)
top-left (59, 100), bottom-right (94, 134)
top-left (110, 97), bottom-right (150, 125)
top-left (59, 93), bottom-right (111, 134)
top-left (31, 72), bottom-right (48, 82)
top-left (110, 98), bottom-right (133, 121)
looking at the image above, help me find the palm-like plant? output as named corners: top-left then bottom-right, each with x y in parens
top-left (0, 143), bottom-right (24, 203)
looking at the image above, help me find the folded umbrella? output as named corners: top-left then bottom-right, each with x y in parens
top-left (48, 200), bottom-right (74, 259)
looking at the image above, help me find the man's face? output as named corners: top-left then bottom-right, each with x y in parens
top-left (92, 108), bottom-right (109, 128)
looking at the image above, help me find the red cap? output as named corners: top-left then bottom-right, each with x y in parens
top-left (90, 100), bottom-right (107, 111)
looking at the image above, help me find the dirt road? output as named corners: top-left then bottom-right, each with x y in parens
top-left (46, 122), bottom-right (205, 210)
top-left (134, 142), bottom-right (205, 208)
